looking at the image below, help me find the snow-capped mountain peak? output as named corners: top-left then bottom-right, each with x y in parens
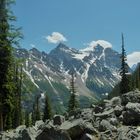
top-left (81, 40), bottom-right (112, 52)
top-left (15, 43), bottom-right (121, 112)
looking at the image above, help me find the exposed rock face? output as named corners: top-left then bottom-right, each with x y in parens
top-left (121, 89), bottom-right (140, 105)
top-left (80, 133), bottom-right (95, 140)
top-left (117, 126), bottom-right (140, 140)
top-left (53, 115), bottom-right (65, 125)
top-left (36, 125), bottom-right (71, 140)
top-left (123, 102), bottom-right (140, 125)
top-left (2, 90), bottom-right (140, 140)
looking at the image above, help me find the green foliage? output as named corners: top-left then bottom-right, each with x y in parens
top-left (109, 63), bottom-right (140, 98)
top-left (68, 73), bottom-right (79, 112)
top-left (0, 0), bottom-right (22, 131)
top-left (120, 34), bottom-right (131, 95)
top-left (68, 93), bottom-right (79, 112)
top-left (43, 94), bottom-right (52, 122)
top-left (79, 96), bottom-right (95, 108)
top-left (35, 96), bottom-right (41, 121)
top-left (5, 112), bottom-right (12, 130)
top-left (31, 104), bottom-right (36, 125)
top-left (25, 111), bottom-right (31, 128)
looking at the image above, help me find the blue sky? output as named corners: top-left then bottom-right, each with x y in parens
top-left (13, 0), bottom-right (140, 54)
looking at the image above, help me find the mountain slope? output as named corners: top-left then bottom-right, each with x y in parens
top-left (15, 41), bottom-right (121, 113)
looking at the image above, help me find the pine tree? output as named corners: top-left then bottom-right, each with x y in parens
top-left (25, 111), bottom-right (30, 128)
top-left (31, 103), bottom-right (36, 125)
top-left (35, 96), bottom-right (41, 121)
top-left (0, 0), bottom-right (14, 131)
top-left (0, 0), bottom-right (22, 130)
top-left (68, 73), bottom-right (79, 112)
top-left (12, 62), bottom-right (23, 128)
top-left (43, 94), bottom-right (52, 122)
top-left (120, 34), bottom-right (130, 95)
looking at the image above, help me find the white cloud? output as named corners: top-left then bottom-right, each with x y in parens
top-left (46, 32), bottom-right (67, 44)
top-left (81, 40), bottom-right (112, 52)
top-left (88, 40), bottom-right (112, 49)
top-left (127, 52), bottom-right (140, 67)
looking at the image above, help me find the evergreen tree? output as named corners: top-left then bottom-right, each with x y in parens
top-left (43, 94), bottom-right (52, 122)
top-left (12, 62), bottom-right (23, 128)
top-left (68, 73), bottom-right (79, 112)
top-left (0, 0), bottom-right (22, 130)
top-left (35, 96), bottom-right (41, 121)
top-left (31, 103), bottom-right (36, 125)
top-left (25, 111), bottom-right (30, 128)
top-left (0, 0), bottom-right (14, 131)
top-left (120, 34), bottom-right (130, 95)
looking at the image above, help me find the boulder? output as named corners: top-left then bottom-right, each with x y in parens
top-left (123, 102), bottom-right (140, 125)
top-left (121, 89), bottom-right (140, 105)
top-left (62, 119), bottom-right (97, 140)
top-left (80, 133), bottom-right (95, 140)
top-left (114, 105), bottom-right (123, 117)
top-left (67, 123), bottom-right (85, 139)
top-left (81, 109), bottom-right (94, 123)
top-left (93, 108), bottom-right (114, 120)
top-left (35, 120), bottom-right (44, 130)
top-left (110, 97), bottom-right (121, 107)
top-left (0, 127), bottom-right (34, 140)
top-left (94, 106), bottom-right (104, 114)
top-left (36, 125), bottom-right (71, 140)
top-left (99, 120), bottom-right (117, 132)
top-left (53, 115), bottom-right (65, 125)
top-left (19, 129), bottom-right (32, 140)
top-left (117, 126), bottom-right (139, 140)
top-left (109, 117), bottom-right (119, 126)
top-left (68, 108), bottom-right (82, 119)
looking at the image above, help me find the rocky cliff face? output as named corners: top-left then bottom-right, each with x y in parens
top-left (1, 90), bottom-right (140, 140)
top-left (14, 41), bottom-right (121, 112)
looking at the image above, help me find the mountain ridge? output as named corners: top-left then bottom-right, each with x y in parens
top-left (15, 42), bottom-right (121, 112)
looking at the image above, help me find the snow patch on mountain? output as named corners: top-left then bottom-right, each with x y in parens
top-left (23, 68), bottom-right (39, 89)
top-left (72, 52), bottom-right (89, 61)
top-left (81, 40), bottom-right (112, 52)
top-left (81, 63), bottom-right (90, 82)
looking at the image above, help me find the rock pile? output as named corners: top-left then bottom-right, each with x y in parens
top-left (1, 90), bottom-right (140, 140)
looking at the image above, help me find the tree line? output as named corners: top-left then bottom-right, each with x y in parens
top-left (0, 0), bottom-right (77, 130)
top-left (109, 34), bottom-right (140, 98)
top-left (1, 0), bottom-right (140, 132)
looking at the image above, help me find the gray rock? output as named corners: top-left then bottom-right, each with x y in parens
top-left (35, 120), bottom-right (44, 130)
top-left (36, 125), bottom-right (71, 140)
top-left (1, 127), bottom-right (35, 140)
top-left (53, 115), bottom-right (65, 125)
top-left (99, 120), bottom-right (117, 132)
top-left (94, 106), bottom-right (104, 114)
top-left (121, 89), bottom-right (140, 105)
top-left (117, 126), bottom-right (139, 140)
top-left (68, 108), bottom-right (82, 119)
top-left (80, 133), bottom-right (95, 140)
top-left (93, 108), bottom-right (114, 120)
top-left (67, 123), bottom-right (85, 139)
top-left (84, 122), bottom-right (98, 135)
top-left (123, 102), bottom-right (140, 125)
top-left (62, 119), bottom-right (97, 140)
top-left (19, 129), bottom-right (32, 140)
top-left (109, 117), bottom-right (119, 126)
top-left (110, 97), bottom-right (121, 107)
top-left (114, 105), bottom-right (123, 117)
top-left (99, 132), bottom-right (112, 140)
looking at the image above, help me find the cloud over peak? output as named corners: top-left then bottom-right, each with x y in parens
top-left (46, 32), bottom-right (67, 44)
top-left (127, 52), bottom-right (140, 67)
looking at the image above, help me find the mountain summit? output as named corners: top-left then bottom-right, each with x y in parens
top-left (15, 42), bottom-right (121, 112)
